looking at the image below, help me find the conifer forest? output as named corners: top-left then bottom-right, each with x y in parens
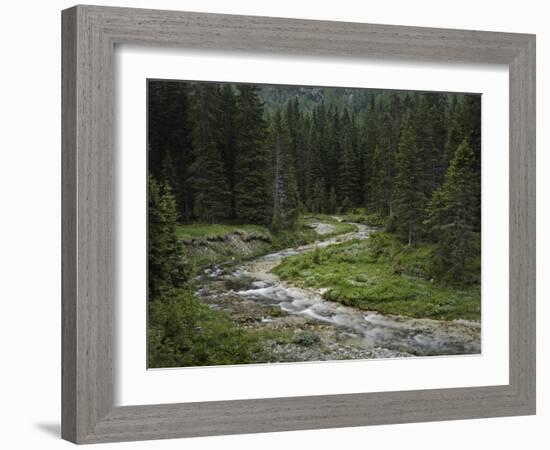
top-left (147, 80), bottom-right (482, 368)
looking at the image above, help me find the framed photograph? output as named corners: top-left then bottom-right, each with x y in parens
top-left (62, 5), bottom-right (536, 444)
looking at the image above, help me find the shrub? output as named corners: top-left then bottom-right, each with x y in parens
top-left (148, 289), bottom-right (265, 368)
top-left (312, 247), bottom-right (322, 265)
top-left (292, 331), bottom-right (321, 347)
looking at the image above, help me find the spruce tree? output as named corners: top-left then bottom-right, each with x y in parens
top-left (271, 110), bottom-right (299, 230)
top-left (443, 116), bottom-right (463, 170)
top-left (337, 108), bottom-right (361, 206)
top-left (369, 144), bottom-right (386, 214)
top-left (218, 84), bottom-right (238, 218)
top-left (234, 85), bottom-right (271, 225)
top-left (305, 122), bottom-right (324, 210)
top-left (425, 139), bottom-right (478, 283)
top-left (326, 186), bottom-right (338, 214)
top-left (188, 84), bottom-right (231, 222)
top-left (148, 176), bottom-right (187, 300)
top-left (394, 115), bottom-right (427, 245)
top-left (285, 97), bottom-right (308, 204)
top-left (309, 178), bottom-right (326, 213)
top-left (361, 97), bottom-right (379, 210)
top-left (148, 81), bottom-right (194, 220)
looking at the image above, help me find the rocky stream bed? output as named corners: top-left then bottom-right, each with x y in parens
top-left (194, 222), bottom-right (481, 363)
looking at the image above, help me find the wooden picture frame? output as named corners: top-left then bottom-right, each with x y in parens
top-left (61, 5), bottom-right (536, 444)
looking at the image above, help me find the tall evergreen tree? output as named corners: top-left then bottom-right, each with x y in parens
top-left (218, 84), bottom-right (238, 218)
top-left (425, 139), bottom-right (479, 283)
top-left (361, 96), bottom-right (380, 210)
top-left (188, 84), bottom-right (231, 222)
top-left (309, 178), bottom-right (326, 213)
top-left (394, 115), bottom-right (427, 245)
top-left (285, 97), bottom-right (308, 204)
top-left (304, 122), bottom-right (324, 210)
top-left (234, 85), bottom-right (271, 225)
top-left (148, 176), bottom-right (187, 300)
top-left (271, 110), bottom-right (299, 230)
top-left (326, 186), bottom-right (338, 214)
top-left (148, 81), bottom-right (194, 220)
top-left (337, 108), bottom-right (361, 205)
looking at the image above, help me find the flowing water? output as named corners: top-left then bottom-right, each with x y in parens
top-left (195, 223), bottom-right (481, 361)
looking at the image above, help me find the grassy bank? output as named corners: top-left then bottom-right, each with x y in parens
top-left (148, 288), bottom-right (296, 368)
top-left (273, 231), bottom-right (480, 321)
top-left (177, 214), bottom-right (357, 274)
top-left (148, 215), bottom-right (361, 368)
top-left (339, 208), bottom-right (386, 227)
top-left (302, 214), bottom-right (357, 236)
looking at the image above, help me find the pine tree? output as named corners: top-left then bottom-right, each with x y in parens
top-left (148, 176), bottom-right (187, 300)
top-left (234, 85), bottom-right (271, 225)
top-left (148, 81), bottom-right (194, 220)
top-left (425, 139), bottom-right (478, 283)
top-left (425, 94), bottom-right (449, 190)
top-left (361, 97), bottom-right (379, 210)
top-left (304, 122), bottom-right (324, 209)
top-left (379, 111), bottom-right (398, 216)
top-left (394, 115), bottom-right (427, 245)
top-left (443, 116), bottom-right (463, 170)
top-left (369, 144), bottom-right (386, 214)
top-left (337, 108), bottom-right (361, 206)
top-left (456, 95), bottom-right (482, 230)
top-left (325, 106), bottom-right (340, 193)
top-left (326, 186), bottom-right (338, 214)
top-left (188, 84), bottom-right (231, 222)
top-left (309, 178), bottom-right (326, 213)
top-left (218, 84), bottom-right (238, 218)
top-left (340, 196), bottom-right (353, 213)
top-left (271, 110), bottom-right (299, 231)
top-left (285, 97), bottom-right (308, 204)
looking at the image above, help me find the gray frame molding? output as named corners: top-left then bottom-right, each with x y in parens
top-left (62, 5), bottom-right (536, 444)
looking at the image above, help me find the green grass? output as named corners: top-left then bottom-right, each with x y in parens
top-left (148, 289), bottom-right (293, 368)
top-left (302, 214), bottom-right (358, 236)
top-left (177, 215), bottom-right (358, 274)
top-left (273, 232), bottom-right (480, 321)
top-left (176, 223), bottom-right (268, 241)
top-left (339, 210), bottom-right (386, 227)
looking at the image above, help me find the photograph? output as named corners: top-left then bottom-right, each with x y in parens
top-left (146, 79), bottom-right (482, 368)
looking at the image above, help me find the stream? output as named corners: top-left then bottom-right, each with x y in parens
top-left (195, 223), bottom-right (481, 362)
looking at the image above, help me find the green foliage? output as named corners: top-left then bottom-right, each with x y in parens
top-left (273, 232), bottom-right (480, 321)
top-left (339, 196), bottom-right (353, 213)
top-left (308, 178), bottom-right (326, 213)
top-left (176, 216), bottom-right (354, 275)
top-left (148, 81), bottom-right (194, 220)
top-left (149, 81), bottom-right (480, 238)
top-left (189, 84), bottom-right (231, 222)
top-left (292, 331), bottom-right (321, 347)
top-left (175, 223), bottom-right (268, 241)
top-left (271, 110), bottom-right (300, 231)
top-left (326, 186), bottom-right (338, 214)
top-left (218, 84), bottom-right (239, 218)
top-left (148, 289), bottom-right (266, 368)
top-left (393, 115), bottom-right (428, 245)
top-left (148, 176), bottom-right (189, 299)
top-left (342, 211), bottom-right (385, 227)
top-left (337, 108), bottom-right (361, 205)
top-left (425, 139), bottom-right (480, 284)
top-left (234, 85), bottom-right (272, 225)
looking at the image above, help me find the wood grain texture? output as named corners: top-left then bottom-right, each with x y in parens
top-left (61, 7), bottom-right (77, 443)
top-left (61, 4), bottom-right (536, 444)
